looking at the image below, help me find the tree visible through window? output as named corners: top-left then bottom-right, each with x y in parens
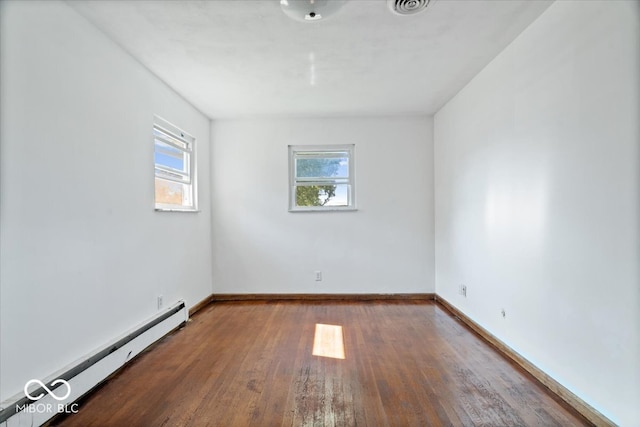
top-left (289, 145), bottom-right (355, 211)
top-left (154, 116), bottom-right (197, 211)
top-left (296, 157), bottom-right (341, 207)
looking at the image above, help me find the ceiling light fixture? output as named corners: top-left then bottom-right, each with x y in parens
top-left (280, 0), bottom-right (347, 22)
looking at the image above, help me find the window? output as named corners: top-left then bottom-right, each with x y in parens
top-left (289, 145), bottom-right (355, 211)
top-left (154, 117), bottom-right (197, 211)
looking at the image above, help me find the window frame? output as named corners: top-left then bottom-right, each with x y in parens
top-left (153, 116), bottom-right (198, 212)
top-left (288, 144), bottom-right (356, 212)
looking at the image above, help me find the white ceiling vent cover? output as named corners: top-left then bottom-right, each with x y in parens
top-left (387, 0), bottom-right (430, 16)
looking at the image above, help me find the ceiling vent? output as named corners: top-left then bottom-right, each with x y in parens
top-left (387, 0), bottom-right (430, 16)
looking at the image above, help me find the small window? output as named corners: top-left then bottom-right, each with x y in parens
top-left (289, 145), bottom-right (355, 212)
top-left (154, 117), bottom-right (197, 211)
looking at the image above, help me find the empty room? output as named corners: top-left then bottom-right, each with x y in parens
top-left (0, 0), bottom-right (638, 426)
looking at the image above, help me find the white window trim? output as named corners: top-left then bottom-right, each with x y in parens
top-left (154, 116), bottom-right (198, 212)
top-left (288, 144), bottom-right (356, 212)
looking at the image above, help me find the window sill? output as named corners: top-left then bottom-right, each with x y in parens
top-left (155, 208), bottom-right (200, 213)
top-left (289, 207), bottom-right (358, 213)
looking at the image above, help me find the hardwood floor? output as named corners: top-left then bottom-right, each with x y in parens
top-left (49, 301), bottom-right (591, 426)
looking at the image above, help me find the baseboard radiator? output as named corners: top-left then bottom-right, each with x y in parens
top-left (0, 301), bottom-right (188, 427)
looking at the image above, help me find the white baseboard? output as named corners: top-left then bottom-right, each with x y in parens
top-left (0, 301), bottom-right (188, 427)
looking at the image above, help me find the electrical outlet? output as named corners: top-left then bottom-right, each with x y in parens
top-left (157, 295), bottom-right (164, 310)
top-left (459, 284), bottom-right (467, 297)
top-left (315, 271), bottom-right (322, 281)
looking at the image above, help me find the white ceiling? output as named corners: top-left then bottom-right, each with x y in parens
top-left (68, 0), bottom-right (553, 119)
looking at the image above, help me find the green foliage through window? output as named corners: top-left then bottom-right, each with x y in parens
top-left (296, 185), bottom-right (337, 207)
top-left (289, 145), bottom-right (354, 211)
top-left (295, 157), bottom-right (342, 206)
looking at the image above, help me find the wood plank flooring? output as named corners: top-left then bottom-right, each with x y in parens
top-left (49, 301), bottom-right (591, 426)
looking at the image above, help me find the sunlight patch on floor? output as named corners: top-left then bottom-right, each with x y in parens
top-left (312, 323), bottom-right (345, 359)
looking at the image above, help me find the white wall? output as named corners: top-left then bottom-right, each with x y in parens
top-left (434, 1), bottom-right (639, 425)
top-left (0, 1), bottom-right (212, 401)
top-left (211, 117), bottom-right (434, 294)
